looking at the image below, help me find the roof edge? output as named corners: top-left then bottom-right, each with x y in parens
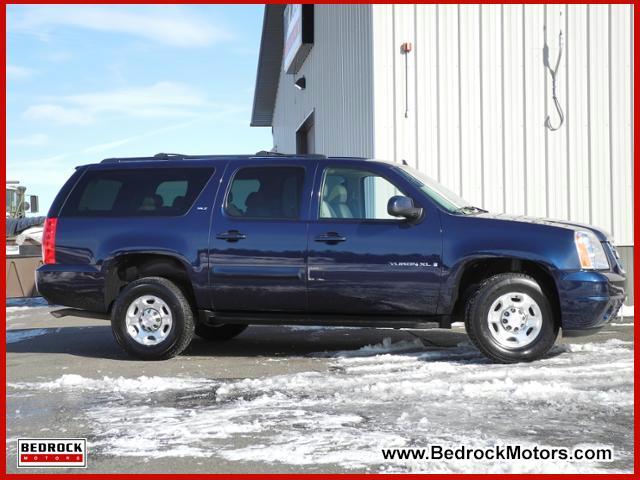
top-left (250, 5), bottom-right (285, 127)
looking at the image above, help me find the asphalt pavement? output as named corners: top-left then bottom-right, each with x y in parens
top-left (5, 301), bottom-right (634, 474)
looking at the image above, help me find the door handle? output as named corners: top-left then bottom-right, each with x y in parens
top-left (216, 230), bottom-right (247, 242)
top-left (314, 232), bottom-right (347, 244)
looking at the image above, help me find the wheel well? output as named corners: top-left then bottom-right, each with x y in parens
top-left (105, 253), bottom-right (196, 312)
top-left (453, 258), bottom-right (561, 326)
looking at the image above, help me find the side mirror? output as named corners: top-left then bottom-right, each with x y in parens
top-left (387, 195), bottom-right (423, 220)
top-left (29, 195), bottom-right (39, 213)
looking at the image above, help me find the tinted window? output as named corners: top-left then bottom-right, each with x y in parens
top-left (320, 167), bottom-right (404, 220)
top-left (226, 166), bottom-right (304, 219)
top-left (62, 167), bottom-right (214, 217)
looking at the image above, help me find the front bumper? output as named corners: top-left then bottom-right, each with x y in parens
top-left (556, 270), bottom-right (626, 333)
top-left (36, 264), bottom-right (107, 313)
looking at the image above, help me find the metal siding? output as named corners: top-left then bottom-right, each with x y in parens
top-left (567, 5), bottom-right (592, 228)
top-left (368, 4), bottom-right (633, 247)
top-left (617, 246), bottom-right (634, 306)
top-left (269, 4), bottom-right (633, 250)
top-left (589, 5), bottom-right (613, 235)
top-left (502, 5), bottom-right (526, 215)
top-left (609, 5), bottom-right (634, 245)
top-left (272, 5), bottom-right (375, 157)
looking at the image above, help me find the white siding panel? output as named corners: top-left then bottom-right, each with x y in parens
top-left (393, 4), bottom-right (417, 167)
top-left (566, 5), bottom-right (591, 227)
top-left (269, 4), bottom-right (633, 245)
top-left (523, 4), bottom-right (547, 218)
top-left (458, 5), bottom-right (483, 207)
top-left (609, 4), bottom-right (633, 244)
top-left (414, 5), bottom-right (439, 179)
top-left (502, 4), bottom-right (526, 215)
top-left (545, 4), bottom-right (569, 220)
top-left (372, 4), bottom-right (395, 163)
top-left (438, 5), bottom-right (461, 192)
top-left (272, 5), bottom-right (375, 157)
top-left (588, 4), bottom-right (613, 235)
top-left (480, 5), bottom-right (505, 212)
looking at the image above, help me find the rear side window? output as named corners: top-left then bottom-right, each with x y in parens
top-left (225, 166), bottom-right (304, 219)
top-left (62, 167), bottom-right (214, 217)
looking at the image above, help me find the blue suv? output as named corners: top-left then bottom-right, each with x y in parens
top-left (36, 153), bottom-right (627, 363)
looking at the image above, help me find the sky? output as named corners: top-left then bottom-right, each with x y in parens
top-left (6, 4), bottom-right (272, 213)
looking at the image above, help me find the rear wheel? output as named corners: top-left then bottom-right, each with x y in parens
top-left (195, 323), bottom-right (248, 341)
top-left (464, 273), bottom-right (558, 363)
top-left (111, 276), bottom-right (195, 360)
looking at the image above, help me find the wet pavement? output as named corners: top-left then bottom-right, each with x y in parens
top-left (5, 300), bottom-right (634, 473)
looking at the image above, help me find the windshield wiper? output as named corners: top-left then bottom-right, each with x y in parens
top-left (453, 205), bottom-right (488, 215)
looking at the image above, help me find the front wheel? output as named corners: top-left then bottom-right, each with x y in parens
top-left (464, 273), bottom-right (559, 363)
top-left (111, 277), bottom-right (195, 360)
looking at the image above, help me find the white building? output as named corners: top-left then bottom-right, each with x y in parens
top-left (251, 4), bottom-right (634, 304)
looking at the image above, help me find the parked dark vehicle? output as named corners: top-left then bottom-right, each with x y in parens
top-left (36, 153), bottom-right (627, 362)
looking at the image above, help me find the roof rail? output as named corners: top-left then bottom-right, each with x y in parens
top-left (254, 150), bottom-right (286, 156)
top-left (154, 153), bottom-right (186, 159)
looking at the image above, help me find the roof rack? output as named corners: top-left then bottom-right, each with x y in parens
top-left (154, 153), bottom-right (186, 159)
top-left (101, 152), bottom-right (331, 164)
top-left (254, 150), bottom-right (286, 156)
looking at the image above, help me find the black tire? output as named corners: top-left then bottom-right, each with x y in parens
top-left (111, 276), bottom-right (195, 360)
top-left (195, 323), bottom-right (248, 341)
top-left (464, 273), bottom-right (559, 363)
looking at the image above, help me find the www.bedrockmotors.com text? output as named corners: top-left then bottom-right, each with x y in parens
top-left (382, 444), bottom-right (613, 462)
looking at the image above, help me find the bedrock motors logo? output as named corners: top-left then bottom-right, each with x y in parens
top-left (18, 438), bottom-right (87, 468)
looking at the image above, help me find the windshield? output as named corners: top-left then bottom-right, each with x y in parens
top-left (394, 165), bottom-right (476, 213)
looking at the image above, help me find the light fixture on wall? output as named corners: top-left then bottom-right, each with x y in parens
top-left (294, 76), bottom-right (306, 90)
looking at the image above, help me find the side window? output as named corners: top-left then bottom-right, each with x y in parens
top-left (77, 179), bottom-right (122, 212)
top-left (320, 167), bottom-right (403, 220)
top-left (62, 167), bottom-right (214, 217)
top-left (225, 166), bottom-right (304, 219)
top-left (155, 180), bottom-right (188, 207)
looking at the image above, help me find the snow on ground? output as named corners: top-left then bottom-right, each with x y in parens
top-left (8, 336), bottom-right (633, 473)
top-left (9, 374), bottom-right (217, 394)
top-left (6, 297), bottom-right (50, 312)
top-left (6, 329), bottom-right (50, 344)
top-left (617, 304), bottom-right (634, 319)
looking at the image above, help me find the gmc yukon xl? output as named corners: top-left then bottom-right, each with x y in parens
top-left (36, 153), bottom-right (627, 362)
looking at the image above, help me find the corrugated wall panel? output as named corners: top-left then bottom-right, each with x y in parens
top-left (589, 4), bottom-right (613, 235)
top-left (523, 4), bottom-right (548, 218)
top-left (272, 5), bottom-right (375, 158)
top-left (270, 4), bottom-right (633, 250)
top-left (481, 5), bottom-right (506, 212)
top-left (438, 5), bottom-right (462, 191)
top-left (414, 5), bottom-right (439, 179)
top-left (502, 5), bottom-right (526, 215)
top-left (546, 4), bottom-right (569, 220)
top-left (368, 3), bottom-right (633, 246)
top-left (566, 5), bottom-right (591, 227)
top-left (459, 4), bottom-right (483, 207)
top-left (610, 5), bottom-right (634, 245)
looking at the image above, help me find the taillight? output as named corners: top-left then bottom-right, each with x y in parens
top-left (42, 217), bottom-right (58, 264)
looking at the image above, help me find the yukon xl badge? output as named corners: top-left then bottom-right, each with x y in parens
top-left (389, 261), bottom-right (439, 268)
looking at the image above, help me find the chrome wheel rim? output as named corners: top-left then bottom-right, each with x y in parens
top-left (125, 295), bottom-right (173, 346)
top-left (486, 292), bottom-right (543, 349)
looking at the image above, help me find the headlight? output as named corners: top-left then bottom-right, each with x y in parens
top-left (574, 231), bottom-right (609, 270)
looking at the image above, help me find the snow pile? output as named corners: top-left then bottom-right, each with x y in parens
top-left (9, 336), bottom-right (629, 473)
top-left (9, 374), bottom-right (217, 394)
top-left (6, 297), bottom-right (49, 311)
top-left (617, 304), bottom-right (634, 319)
top-left (6, 329), bottom-right (49, 344)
